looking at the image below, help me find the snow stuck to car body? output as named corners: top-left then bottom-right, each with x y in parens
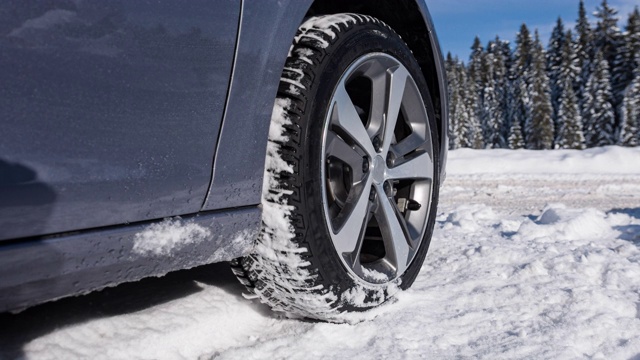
top-left (132, 217), bottom-right (211, 256)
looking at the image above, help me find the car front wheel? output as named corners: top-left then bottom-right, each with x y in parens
top-left (231, 13), bottom-right (440, 322)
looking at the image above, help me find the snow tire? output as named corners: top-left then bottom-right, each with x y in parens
top-left (231, 13), bottom-right (440, 322)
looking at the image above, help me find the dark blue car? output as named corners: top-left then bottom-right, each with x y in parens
top-left (0, 0), bottom-right (448, 321)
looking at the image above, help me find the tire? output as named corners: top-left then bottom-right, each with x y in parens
top-left (231, 13), bottom-right (440, 322)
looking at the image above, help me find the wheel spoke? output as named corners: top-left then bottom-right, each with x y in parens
top-left (374, 184), bottom-right (411, 276)
top-left (368, 75), bottom-right (387, 138)
top-left (330, 176), bottom-right (374, 261)
top-left (332, 84), bottom-right (376, 157)
top-left (392, 132), bottom-right (425, 158)
top-left (326, 132), bottom-right (365, 183)
top-left (386, 151), bottom-right (434, 181)
top-left (381, 66), bottom-right (409, 156)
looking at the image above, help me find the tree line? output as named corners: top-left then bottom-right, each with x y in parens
top-left (445, 0), bottom-right (640, 150)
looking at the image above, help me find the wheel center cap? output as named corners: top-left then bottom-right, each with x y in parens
top-left (372, 155), bottom-right (386, 184)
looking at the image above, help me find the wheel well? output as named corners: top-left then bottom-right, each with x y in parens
top-left (306, 0), bottom-right (444, 145)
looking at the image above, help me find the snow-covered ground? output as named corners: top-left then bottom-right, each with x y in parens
top-left (1, 146), bottom-right (639, 359)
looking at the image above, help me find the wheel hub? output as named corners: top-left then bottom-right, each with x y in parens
top-left (372, 155), bottom-right (386, 184)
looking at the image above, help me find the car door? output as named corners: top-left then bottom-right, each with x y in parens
top-left (0, 0), bottom-right (241, 241)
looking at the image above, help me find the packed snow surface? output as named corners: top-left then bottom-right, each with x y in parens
top-left (1, 146), bottom-right (639, 359)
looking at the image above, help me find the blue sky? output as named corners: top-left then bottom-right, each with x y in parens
top-left (428, 0), bottom-right (638, 61)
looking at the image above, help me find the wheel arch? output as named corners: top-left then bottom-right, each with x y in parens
top-left (202, 0), bottom-right (447, 212)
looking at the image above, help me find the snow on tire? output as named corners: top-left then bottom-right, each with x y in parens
top-left (231, 13), bottom-right (441, 322)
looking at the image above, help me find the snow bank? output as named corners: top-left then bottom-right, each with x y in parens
top-left (418, 204), bottom-right (640, 359)
top-left (448, 146), bottom-right (640, 175)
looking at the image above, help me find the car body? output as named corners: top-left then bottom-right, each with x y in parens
top-left (0, 0), bottom-right (448, 313)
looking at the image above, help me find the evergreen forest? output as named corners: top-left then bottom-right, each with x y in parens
top-left (445, 0), bottom-right (640, 150)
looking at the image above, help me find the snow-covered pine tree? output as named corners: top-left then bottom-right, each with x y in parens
top-left (514, 24), bottom-right (534, 77)
top-left (619, 58), bottom-right (640, 146)
top-left (547, 17), bottom-right (567, 134)
top-left (497, 38), bottom-right (514, 75)
top-left (557, 76), bottom-right (586, 149)
top-left (512, 24), bottom-right (535, 149)
top-left (583, 49), bottom-right (617, 147)
top-left (446, 54), bottom-right (474, 149)
top-left (480, 51), bottom-right (498, 148)
top-left (594, 0), bottom-right (623, 73)
top-left (576, 0), bottom-right (593, 74)
top-left (497, 39), bottom-right (515, 145)
top-left (554, 30), bottom-right (582, 147)
top-left (508, 113), bottom-right (525, 149)
top-left (469, 37), bottom-right (484, 89)
top-left (492, 37), bottom-right (510, 148)
top-left (470, 118), bottom-right (485, 149)
top-left (526, 30), bottom-right (554, 149)
top-left (454, 60), bottom-right (474, 148)
top-left (627, 8), bottom-right (640, 70)
top-left (576, 0), bottom-right (594, 125)
top-left (594, 0), bottom-right (624, 133)
top-left (468, 37), bottom-right (485, 148)
top-left (613, 8), bottom-right (640, 93)
top-left (613, 7), bottom-right (640, 140)
top-left (445, 53), bottom-right (458, 149)
top-left (559, 30), bottom-right (581, 91)
top-left (505, 79), bottom-right (524, 150)
top-left (482, 38), bottom-right (508, 148)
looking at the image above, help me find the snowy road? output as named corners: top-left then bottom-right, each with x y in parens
top-left (1, 147), bottom-right (639, 359)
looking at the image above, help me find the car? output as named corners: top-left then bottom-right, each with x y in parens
top-left (0, 0), bottom-right (448, 321)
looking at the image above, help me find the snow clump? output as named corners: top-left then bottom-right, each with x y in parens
top-left (132, 217), bottom-right (211, 256)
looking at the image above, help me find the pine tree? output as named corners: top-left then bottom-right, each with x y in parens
top-left (505, 79), bottom-right (523, 149)
top-left (526, 30), bottom-right (554, 149)
top-left (469, 36), bottom-right (485, 97)
top-left (594, 0), bottom-right (624, 134)
top-left (514, 24), bottom-right (534, 77)
top-left (627, 8), bottom-right (640, 70)
top-left (455, 60), bottom-right (474, 148)
top-left (554, 30), bottom-right (582, 147)
top-left (470, 119), bottom-right (485, 149)
top-left (558, 30), bottom-right (581, 88)
top-left (619, 60), bottom-right (640, 146)
top-left (512, 24), bottom-right (536, 148)
top-left (613, 9), bottom-right (639, 92)
top-left (576, 0), bottom-right (594, 129)
top-left (482, 38), bottom-right (509, 148)
top-left (480, 51), bottom-right (498, 148)
top-left (498, 39), bottom-right (516, 146)
top-left (576, 0), bottom-right (593, 82)
top-left (468, 37), bottom-right (486, 148)
top-left (445, 53), bottom-right (458, 149)
top-left (557, 77), bottom-right (586, 149)
top-left (548, 17), bottom-right (567, 130)
top-left (446, 54), bottom-right (474, 149)
top-left (583, 50), bottom-right (617, 147)
top-left (613, 7), bottom-right (640, 130)
top-left (594, 0), bottom-right (622, 70)
top-left (493, 37), bottom-right (510, 148)
top-left (508, 116), bottom-right (525, 149)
